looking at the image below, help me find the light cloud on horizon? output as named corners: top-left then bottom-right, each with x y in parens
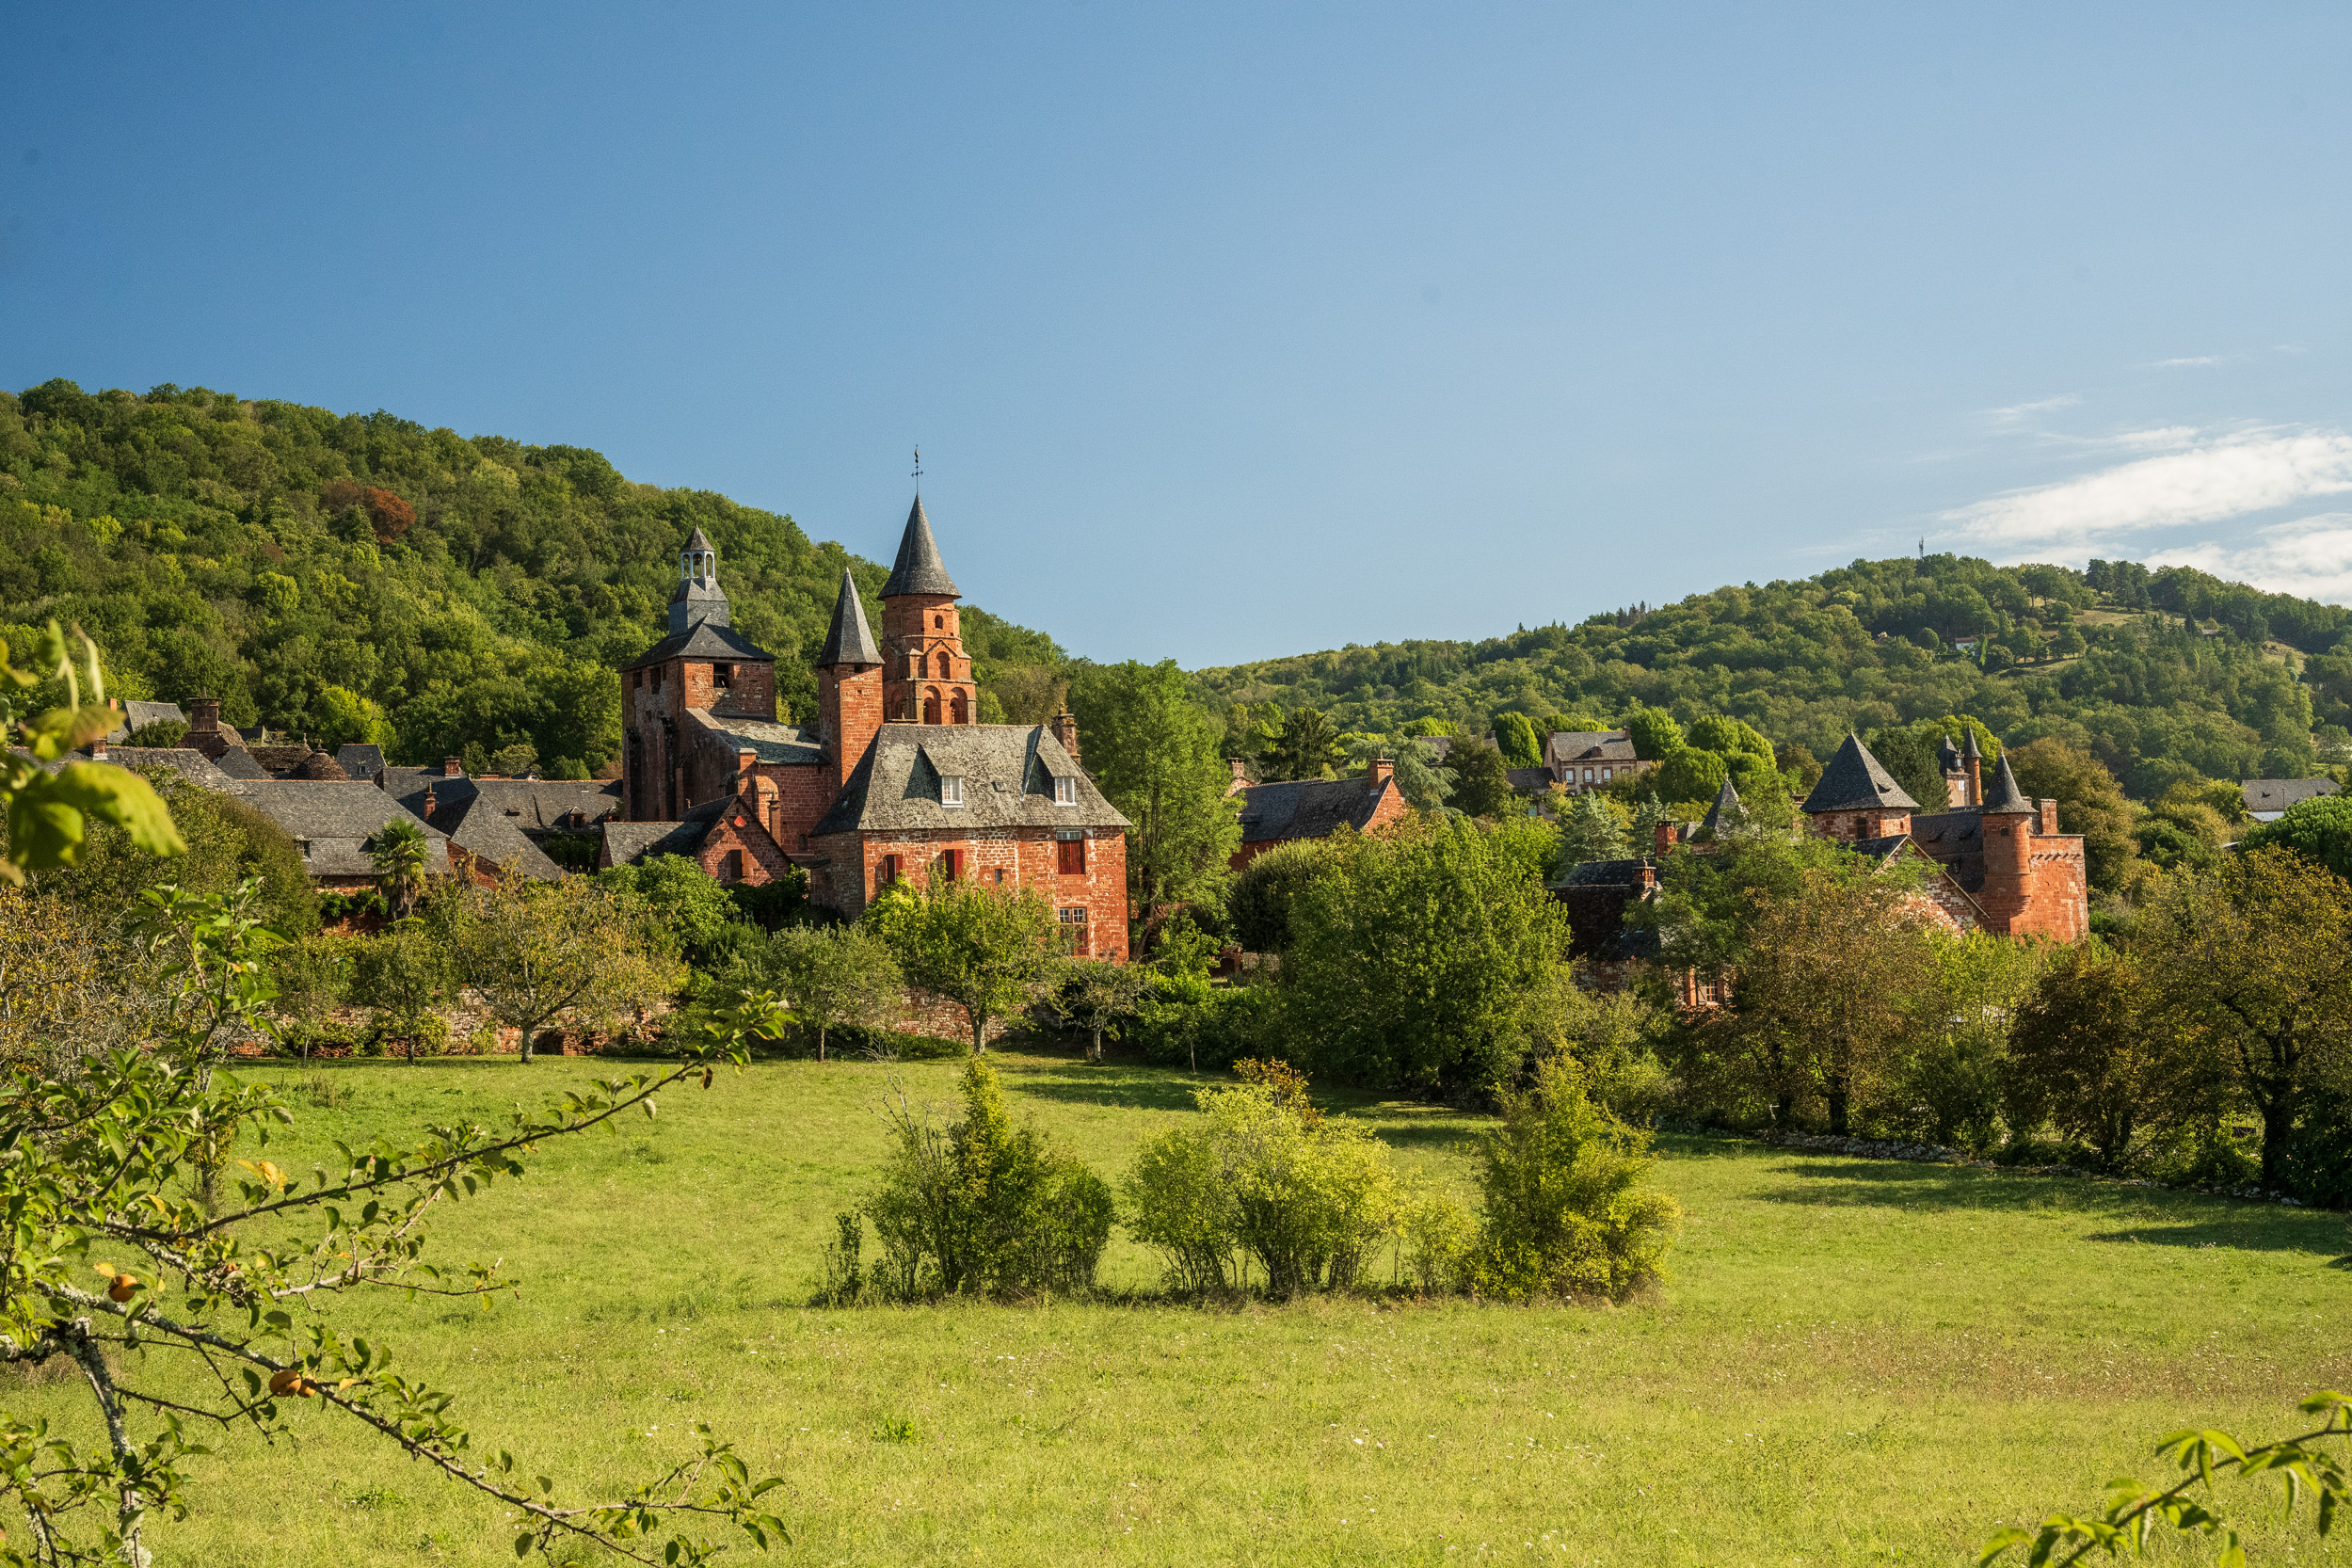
top-left (1944, 429), bottom-right (2352, 553)
top-left (2148, 515), bottom-right (2352, 603)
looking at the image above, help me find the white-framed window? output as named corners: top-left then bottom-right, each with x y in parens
top-left (1602, 767), bottom-right (1612, 782)
top-left (941, 775), bottom-right (965, 807)
top-left (1053, 776), bottom-right (1076, 806)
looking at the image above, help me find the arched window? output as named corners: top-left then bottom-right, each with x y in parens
top-left (923, 688), bottom-right (942, 725)
top-left (950, 690), bottom-right (968, 725)
top-left (935, 650), bottom-right (952, 680)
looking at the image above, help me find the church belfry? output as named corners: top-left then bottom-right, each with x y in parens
top-left (879, 496), bottom-right (978, 726)
top-left (669, 526), bottom-right (729, 632)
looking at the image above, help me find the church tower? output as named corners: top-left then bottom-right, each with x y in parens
top-left (816, 568), bottom-right (885, 794)
top-left (878, 497), bottom-right (978, 726)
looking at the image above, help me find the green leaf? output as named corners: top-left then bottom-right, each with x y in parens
top-left (514, 1530), bottom-right (534, 1558)
top-left (43, 762), bottom-right (187, 857)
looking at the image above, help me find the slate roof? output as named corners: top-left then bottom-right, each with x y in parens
top-left (1909, 812), bottom-right (1987, 892)
top-left (1936, 734), bottom-right (1961, 773)
top-left (107, 699), bottom-right (187, 743)
top-left (293, 749), bottom-right (349, 781)
top-left (1506, 766), bottom-right (1554, 794)
top-left (336, 744), bottom-right (386, 781)
top-left (1699, 778), bottom-right (1742, 836)
top-left (235, 782), bottom-right (452, 880)
top-left (684, 525), bottom-right (712, 551)
top-left (1961, 728), bottom-right (1982, 760)
top-left (89, 746), bottom-right (249, 793)
top-left (881, 497), bottom-right (959, 598)
top-left (687, 708), bottom-right (823, 765)
top-left (1980, 754), bottom-right (2033, 814)
top-left (816, 568), bottom-right (883, 666)
top-left (603, 799), bottom-right (728, 866)
top-left (2242, 777), bottom-right (2339, 816)
top-left (1546, 730), bottom-right (1640, 767)
top-left (210, 747), bottom-right (271, 781)
top-left (623, 619), bottom-right (775, 672)
top-left (434, 799), bottom-right (568, 880)
top-left (248, 744), bottom-right (315, 776)
top-left (1801, 732), bottom-right (1919, 813)
top-left (1235, 774), bottom-right (1394, 846)
top-left (811, 724), bottom-right (1127, 837)
top-left (379, 771), bottom-right (625, 834)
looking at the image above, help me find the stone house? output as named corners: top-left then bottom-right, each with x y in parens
top-left (1544, 729), bottom-right (1655, 796)
top-left (1226, 758), bottom-right (1411, 871)
top-left (613, 500), bottom-right (1133, 958)
top-left (2241, 776), bottom-right (2338, 823)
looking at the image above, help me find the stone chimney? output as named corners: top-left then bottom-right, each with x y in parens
top-left (442, 756), bottom-right (464, 777)
top-left (184, 696), bottom-right (233, 760)
top-left (1051, 710), bottom-right (1081, 766)
top-left (1367, 756), bottom-right (1395, 788)
top-left (2040, 798), bottom-right (2059, 836)
top-left (422, 783), bottom-right (439, 818)
top-left (736, 749), bottom-right (759, 799)
top-left (89, 734), bottom-right (107, 761)
top-left (1654, 819), bottom-right (1682, 855)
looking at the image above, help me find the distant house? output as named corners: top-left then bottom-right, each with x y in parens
top-left (335, 744), bottom-right (386, 783)
top-left (1544, 730), bottom-right (1655, 796)
top-left (235, 781), bottom-right (454, 894)
top-left (1228, 757), bottom-right (1409, 871)
top-left (601, 796), bottom-right (793, 891)
top-left (2242, 777), bottom-right (2339, 823)
top-left (104, 699), bottom-right (187, 744)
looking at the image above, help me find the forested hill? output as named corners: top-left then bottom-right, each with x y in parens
top-left (1195, 552), bottom-right (2352, 799)
top-left (0, 380), bottom-right (1062, 776)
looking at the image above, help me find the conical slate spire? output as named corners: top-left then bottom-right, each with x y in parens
top-left (881, 496), bottom-right (960, 598)
top-left (1980, 753), bottom-right (2034, 814)
top-left (683, 525), bottom-right (713, 552)
top-left (816, 568), bottom-right (882, 667)
top-left (1800, 732), bottom-right (1920, 813)
top-left (1700, 776), bottom-right (1743, 836)
top-left (1960, 727), bottom-right (1982, 760)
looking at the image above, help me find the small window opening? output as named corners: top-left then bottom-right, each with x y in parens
top-left (1053, 776), bottom-right (1077, 806)
top-left (937, 848), bottom-right (962, 881)
top-left (1057, 832), bottom-right (1086, 874)
top-left (941, 775), bottom-right (965, 807)
top-left (714, 664), bottom-right (732, 690)
top-left (1058, 905), bottom-right (1090, 954)
top-left (934, 614), bottom-right (943, 630)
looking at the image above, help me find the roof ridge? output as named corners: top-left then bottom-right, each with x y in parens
top-left (1800, 731), bottom-right (1920, 813)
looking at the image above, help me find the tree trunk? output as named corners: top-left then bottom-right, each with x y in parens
top-left (971, 1008), bottom-right (987, 1055)
top-left (1827, 1078), bottom-right (1849, 1137)
top-left (2260, 1095), bottom-right (2294, 1192)
top-left (1090, 1025), bottom-right (1103, 1063)
top-left (818, 1023), bottom-right (826, 1064)
top-left (519, 1026), bottom-right (535, 1064)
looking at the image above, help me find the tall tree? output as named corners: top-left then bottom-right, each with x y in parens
top-left (1068, 659), bottom-right (1242, 917)
top-left (1054, 957), bottom-right (1155, 1063)
top-left (1493, 712), bottom-right (1544, 768)
top-left (2240, 793), bottom-right (2352, 883)
top-left (1722, 867), bottom-right (1937, 1134)
top-left (2135, 847), bottom-right (2352, 1190)
top-left (734, 922), bottom-right (903, 1060)
top-left (2008, 942), bottom-right (2210, 1168)
top-left (886, 878), bottom-right (1059, 1054)
top-left (1448, 739), bottom-right (1516, 820)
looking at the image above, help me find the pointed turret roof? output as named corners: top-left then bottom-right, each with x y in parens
top-left (1981, 753), bottom-right (2034, 814)
top-left (684, 525), bottom-right (713, 552)
top-left (1801, 732), bottom-right (1920, 813)
top-left (1700, 777), bottom-right (1743, 836)
top-left (817, 568), bottom-right (882, 667)
top-left (881, 496), bottom-right (959, 598)
top-left (1960, 727), bottom-right (1982, 760)
top-left (1937, 733), bottom-right (1961, 772)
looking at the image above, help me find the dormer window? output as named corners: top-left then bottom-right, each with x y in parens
top-left (1053, 776), bottom-right (1076, 807)
top-left (941, 775), bottom-right (965, 807)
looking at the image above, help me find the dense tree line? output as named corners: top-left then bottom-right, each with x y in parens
top-left (0, 380), bottom-right (1060, 775)
top-left (1193, 552), bottom-right (2352, 799)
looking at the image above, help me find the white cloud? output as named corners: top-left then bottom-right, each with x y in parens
top-left (2148, 515), bottom-right (2352, 603)
top-left (1944, 430), bottom-right (2352, 550)
top-left (2151, 355), bottom-right (2224, 368)
top-left (1984, 393), bottom-right (2080, 424)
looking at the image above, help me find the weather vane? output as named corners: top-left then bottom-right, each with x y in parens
top-left (912, 445), bottom-right (922, 492)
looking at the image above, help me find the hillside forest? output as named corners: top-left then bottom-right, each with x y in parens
top-left (4, 379), bottom-right (2349, 798)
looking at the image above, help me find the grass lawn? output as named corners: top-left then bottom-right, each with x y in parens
top-left (12, 1047), bottom-right (2349, 1566)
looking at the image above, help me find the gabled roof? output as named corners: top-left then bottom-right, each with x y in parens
top-left (1980, 754), bottom-right (2033, 814)
top-left (1235, 775), bottom-right (1394, 846)
top-left (623, 619), bottom-right (775, 671)
top-left (235, 782), bottom-right (452, 880)
top-left (1546, 729), bottom-right (1640, 765)
top-left (1910, 810), bottom-right (1987, 892)
top-left (434, 797), bottom-right (568, 879)
top-left (1801, 732), bottom-right (1919, 813)
top-left (91, 746), bottom-right (249, 793)
top-left (2242, 777), bottom-right (2338, 815)
top-left (811, 724), bottom-right (1126, 836)
top-left (816, 568), bottom-right (882, 667)
top-left (881, 497), bottom-right (959, 598)
top-left (380, 772), bottom-right (625, 833)
top-left (210, 747), bottom-right (271, 781)
top-left (687, 708), bottom-right (823, 766)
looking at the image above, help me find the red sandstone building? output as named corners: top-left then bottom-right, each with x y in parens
top-left (610, 503), bottom-right (1131, 958)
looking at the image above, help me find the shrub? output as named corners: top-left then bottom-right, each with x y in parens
top-left (863, 1060), bottom-right (1112, 1299)
top-left (1227, 838), bottom-right (1332, 954)
top-left (1122, 1073), bottom-right (1400, 1297)
top-left (1463, 1052), bottom-right (1680, 1302)
top-left (1130, 975), bottom-right (1281, 1072)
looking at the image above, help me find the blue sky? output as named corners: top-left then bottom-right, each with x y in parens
top-left (6, 4), bottom-right (2351, 665)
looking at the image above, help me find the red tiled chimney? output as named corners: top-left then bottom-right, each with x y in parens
top-left (1654, 819), bottom-right (1682, 855)
top-left (442, 756), bottom-right (463, 777)
top-left (1367, 756), bottom-right (1395, 788)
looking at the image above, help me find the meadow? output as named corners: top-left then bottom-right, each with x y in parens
top-left (14, 1046), bottom-right (2349, 1567)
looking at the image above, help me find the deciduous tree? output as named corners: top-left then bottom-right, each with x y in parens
top-left (445, 869), bottom-right (685, 1063)
top-left (884, 878), bottom-right (1058, 1054)
top-left (1067, 659), bottom-right (1241, 917)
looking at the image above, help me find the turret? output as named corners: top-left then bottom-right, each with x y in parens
top-left (1800, 732), bottom-right (1917, 841)
top-left (878, 497), bottom-right (978, 726)
top-left (816, 568), bottom-right (885, 793)
top-left (668, 526), bottom-right (729, 632)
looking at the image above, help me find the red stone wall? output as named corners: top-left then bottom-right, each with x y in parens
top-left (689, 805), bottom-right (796, 888)
top-left (880, 592), bottom-right (977, 725)
top-left (818, 664), bottom-right (884, 795)
top-left (808, 824), bottom-right (1130, 960)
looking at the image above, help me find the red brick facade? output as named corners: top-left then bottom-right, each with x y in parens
top-left (808, 824), bottom-right (1130, 962)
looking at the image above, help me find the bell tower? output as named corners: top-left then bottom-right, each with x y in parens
top-left (878, 496), bottom-right (978, 726)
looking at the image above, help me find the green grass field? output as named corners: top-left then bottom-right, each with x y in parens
top-left (13, 1048), bottom-right (2350, 1566)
